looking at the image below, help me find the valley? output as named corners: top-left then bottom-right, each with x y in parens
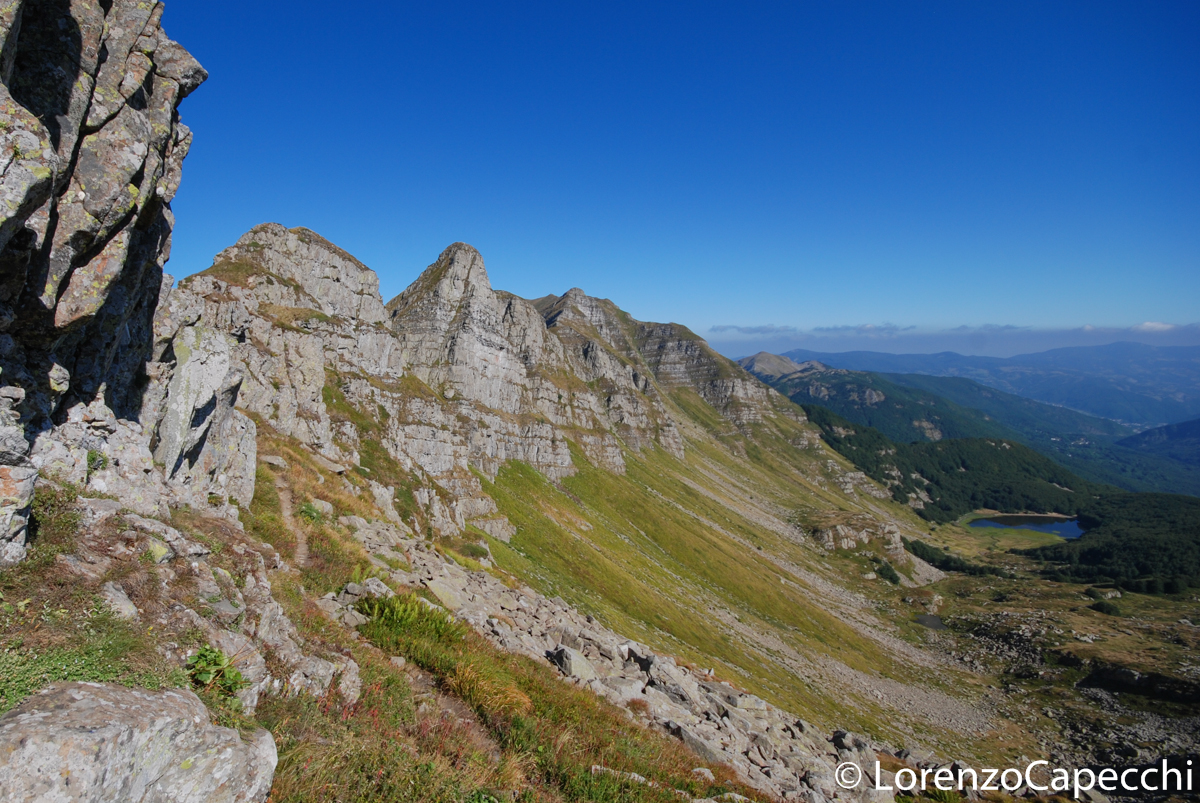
top-left (781, 345), bottom-right (1200, 430)
top-left (739, 352), bottom-right (1200, 497)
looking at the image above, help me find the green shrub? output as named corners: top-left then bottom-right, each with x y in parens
top-left (85, 450), bottom-right (108, 476)
top-left (297, 501), bottom-right (323, 524)
top-left (877, 561), bottom-right (901, 584)
top-left (357, 594), bottom-right (467, 643)
top-left (1089, 600), bottom-right (1121, 616)
top-left (186, 645), bottom-right (248, 699)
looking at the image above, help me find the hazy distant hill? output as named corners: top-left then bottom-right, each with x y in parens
top-left (782, 342), bottom-right (1200, 428)
top-left (740, 352), bottom-right (1200, 496)
top-left (1118, 418), bottom-right (1200, 466)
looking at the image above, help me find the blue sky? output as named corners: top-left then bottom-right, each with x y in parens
top-left (163, 1), bottom-right (1199, 357)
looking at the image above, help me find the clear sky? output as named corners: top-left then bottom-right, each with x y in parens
top-left (162, 1), bottom-right (1199, 357)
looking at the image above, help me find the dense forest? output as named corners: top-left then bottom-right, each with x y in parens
top-left (801, 404), bottom-right (1100, 523)
top-left (756, 365), bottom-right (1200, 496)
top-left (803, 405), bottom-right (1200, 588)
top-left (1019, 494), bottom-right (1200, 590)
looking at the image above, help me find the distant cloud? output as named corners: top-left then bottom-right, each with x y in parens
top-left (703, 321), bottom-right (1200, 359)
top-left (809, 323), bottom-right (917, 337)
top-left (710, 324), bottom-right (799, 335)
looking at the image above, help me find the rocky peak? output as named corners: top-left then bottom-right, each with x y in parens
top-left (386, 242), bottom-right (528, 413)
top-left (540, 287), bottom-right (639, 357)
top-left (209, 223), bottom-right (387, 324)
top-left (387, 242), bottom-right (493, 320)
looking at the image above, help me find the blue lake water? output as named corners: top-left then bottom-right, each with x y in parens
top-left (969, 514), bottom-right (1084, 539)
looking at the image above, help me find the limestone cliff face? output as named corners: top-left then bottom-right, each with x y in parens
top-left (175, 229), bottom-right (782, 542)
top-left (0, 0), bottom-right (255, 564)
top-left (635, 323), bottom-right (780, 425)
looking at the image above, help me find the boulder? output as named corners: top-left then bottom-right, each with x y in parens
top-left (550, 645), bottom-right (598, 681)
top-left (424, 577), bottom-right (466, 611)
top-left (0, 682), bottom-right (275, 802)
top-left (671, 722), bottom-right (727, 765)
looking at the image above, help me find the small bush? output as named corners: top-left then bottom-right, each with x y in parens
top-left (877, 561), bottom-right (901, 584)
top-left (85, 450), bottom-right (108, 476)
top-left (297, 501), bottom-right (323, 524)
top-left (358, 594), bottom-right (467, 643)
top-left (1089, 600), bottom-right (1121, 616)
top-left (186, 645), bottom-right (248, 699)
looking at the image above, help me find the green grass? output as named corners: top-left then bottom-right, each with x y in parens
top-left (0, 483), bottom-right (183, 713)
top-left (355, 594), bottom-right (751, 802)
top-left (482, 441), bottom-right (958, 739)
top-left (0, 620), bottom-right (184, 714)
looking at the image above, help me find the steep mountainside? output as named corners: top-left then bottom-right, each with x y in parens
top-left (166, 225), bottom-right (1035, 794)
top-left (742, 353), bottom-right (1200, 496)
top-left (784, 343), bottom-right (1200, 428)
top-left (1118, 417), bottom-right (1200, 466)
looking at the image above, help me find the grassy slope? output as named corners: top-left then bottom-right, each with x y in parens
top-left (4, 427), bottom-right (762, 803)
top-left (482, 392), bottom-right (1008, 757)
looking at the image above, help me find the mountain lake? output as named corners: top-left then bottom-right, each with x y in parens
top-left (969, 514), bottom-right (1084, 539)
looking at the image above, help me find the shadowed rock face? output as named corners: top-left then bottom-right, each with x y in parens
top-left (0, 2), bottom-right (255, 565)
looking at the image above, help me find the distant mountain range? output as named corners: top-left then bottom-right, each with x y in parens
top-left (740, 352), bottom-right (1200, 497)
top-left (1118, 418), bottom-right (1200, 467)
top-left (780, 342), bottom-right (1200, 429)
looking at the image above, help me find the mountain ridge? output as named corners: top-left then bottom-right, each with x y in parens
top-left (782, 343), bottom-right (1200, 428)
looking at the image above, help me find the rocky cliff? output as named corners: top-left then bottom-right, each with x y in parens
top-left (0, 0), bottom-right (258, 565)
top-left (0, 5), bottom-right (328, 800)
top-left (172, 225), bottom-right (800, 545)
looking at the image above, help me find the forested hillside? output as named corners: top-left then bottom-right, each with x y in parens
top-left (740, 354), bottom-right (1200, 496)
top-left (802, 405), bottom-right (1200, 587)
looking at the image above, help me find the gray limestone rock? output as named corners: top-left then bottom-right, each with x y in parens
top-left (550, 645), bottom-right (598, 682)
top-left (99, 581), bottom-right (138, 620)
top-left (0, 682), bottom-right (275, 803)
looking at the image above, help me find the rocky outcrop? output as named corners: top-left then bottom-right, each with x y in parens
top-left (0, 0), bottom-right (253, 561)
top-left (0, 682), bottom-right (276, 803)
top-left (51, 491), bottom-right (351, 718)
top-left (637, 324), bottom-right (781, 425)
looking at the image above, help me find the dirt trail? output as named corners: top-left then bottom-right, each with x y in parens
top-left (275, 475), bottom-right (308, 567)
